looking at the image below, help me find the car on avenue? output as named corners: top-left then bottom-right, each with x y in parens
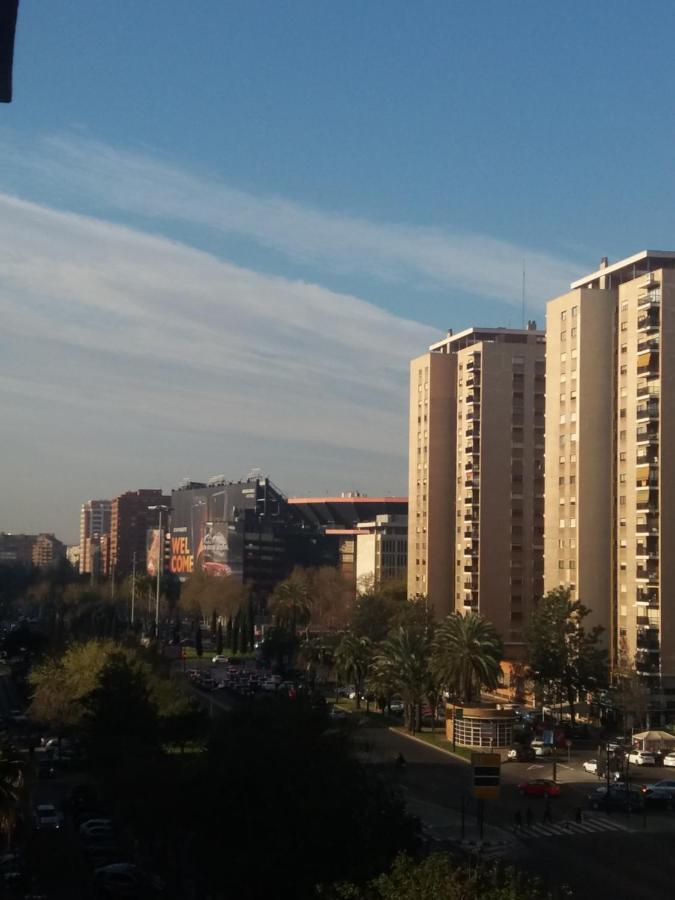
top-left (34, 804), bottom-right (63, 830)
top-left (663, 752), bottom-right (675, 768)
top-left (212, 655), bottom-right (229, 664)
top-left (641, 780), bottom-right (675, 804)
top-left (518, 779), bottom-right (561, 798)
top-left (530, 740), bottom-right (553, 757)
top-left (583, 759), bottom-right (599, 774)
top-left (507, 745), bottom-right (536, 762)
top-left (588, 786), bottom-right (644, 812)
top-left (628, 750), bottom-right (657, 766)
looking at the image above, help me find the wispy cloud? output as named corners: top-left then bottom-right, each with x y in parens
top-left (0, 193), bottom-right (436, 536)
top-left (3, 132), bottom-right (581, 305)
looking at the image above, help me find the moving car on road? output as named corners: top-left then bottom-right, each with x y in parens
top-left (518, 779), bottom-right (561, 798)
top-left (664, 752), bottom-right (675, 768)
top-left (530, 740), bottom-right (553, 757)
top-left (34, 804), bottom-right (63, 830)
top-left (641, 780), bottom-right (675, 805)
top-left (507, 745), bottom-right (536, 762)
top-left (588, 785), bottom-right (644, 812)
top-left (583, 759), bottom-right (598, 774)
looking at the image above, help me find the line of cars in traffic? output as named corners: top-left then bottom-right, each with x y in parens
top-left (188, 658), bottom-right (296, 697)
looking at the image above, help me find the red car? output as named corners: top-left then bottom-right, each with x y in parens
top-left (518, 779), bottom-right (561, 798)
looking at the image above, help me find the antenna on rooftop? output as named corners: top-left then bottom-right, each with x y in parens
top-left (521, 260), bottom-right (526, 329)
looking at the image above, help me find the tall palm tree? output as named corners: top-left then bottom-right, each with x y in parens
top-left (432, 611), bottom-right (502, 704)
top-left (269, 573), bottom-right (311, 637)
top-left (374, 627), bottom-right (433, 733)
top-left (334, 633), bottom-right (372, 709)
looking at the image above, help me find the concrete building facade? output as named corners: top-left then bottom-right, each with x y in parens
top-left (79, 500), bottom-right (111, 575)
top-left (110, 489), bottom-right (170, 578)
top-left (408, 326), bottom-right (545, 655)
top-left (544, 251), bottom-right (675, 721)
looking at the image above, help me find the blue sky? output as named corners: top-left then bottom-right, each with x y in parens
top-left (2, 1), bottom-right (675, 540)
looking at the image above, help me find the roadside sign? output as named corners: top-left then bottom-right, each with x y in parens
top-left (472, 752), bottom-right (501, 800)
top-left (543, 730), bottom-right (554, 746)
top-left (454, 707), bottom-right (464, 720)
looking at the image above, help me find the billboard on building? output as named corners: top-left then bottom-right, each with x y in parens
top-left (146, 528), bottom-right (160, 577)
top-left (170, 483), bottom-right (253, 581)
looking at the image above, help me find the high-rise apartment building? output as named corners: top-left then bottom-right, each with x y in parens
top-left (110, 489), bottom-right (170, 578)
top-left (79, 500), bottom-right (111, 575)
top-left (545, 251), bottom-right (675, 721)
top-left (408, 326), bottom-right (545, 656)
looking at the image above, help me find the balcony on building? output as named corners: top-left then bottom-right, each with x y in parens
top-left (637, 351), bottom-right (660, 377)
top-left (636, 515), bottom-right (659, 536)
top-left (637, 628), bottom-right (660, 651)
top-left (636, 400), bottom-right (659, 422)
top-left (636, 489), bottom-right (659, 512)
top-left (636, 423), bottom-right (659, 445)
top-left (636, 564), bottom-right (659, 584)
top-left (637, 287), bottom-right (661, 309)
top-left (636, 536), bottom-right (659, 559)
top-left (636, 445), bottom-right (659, 465)
top-left (636, 586), bottom-right (659, 606)
top-left (637, 381), bottom-right (660, 400)
top-left (637, 309), bottom-right (660, 333)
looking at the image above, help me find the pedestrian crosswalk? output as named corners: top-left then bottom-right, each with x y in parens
top-left (512, 815), bottom-right (633, 839)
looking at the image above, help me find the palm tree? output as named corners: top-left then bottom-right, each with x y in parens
top-left (334, 633), bottom-right (372, 709)
top-left (374, 627), bottom-right (433, 733)
top-left (269, 572), bottom-right (311, 637)
top-left (432, 611), bottom-right (502, 704)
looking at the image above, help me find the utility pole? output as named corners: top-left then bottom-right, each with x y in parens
top-left (131, 552), bottom-right (136, 626)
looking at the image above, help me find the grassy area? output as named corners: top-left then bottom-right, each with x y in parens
top-left (395, 727), bottom-right (473, 761)
top-left (182, 646), bottom-right (254, 661)
top-left (334, 698), bottom-right (401, 727)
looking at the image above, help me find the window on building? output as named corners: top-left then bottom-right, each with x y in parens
top-left (561, 310), bottom-right (567, 321)
top-left (621, 321), bottom-right (628, 331)
top-left (571, 306), bottom-right (578, 317)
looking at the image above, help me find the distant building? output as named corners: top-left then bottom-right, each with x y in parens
top-left (80, 500), bottom-right (111, 575)
top-left (0, 532), bottom-right (66, 568)
top-left (288, 496), bottom-right (408, 592)
top-left (32, 533), bottom-right (66, 568)
top-left (170, 476), bottom-right (337, 598)
top-left (0, 533), bottom-right (37, 564)
top-left (354, 514), bottom-right (407, 591)
top-left (110, 489), bottom-right (170, 578)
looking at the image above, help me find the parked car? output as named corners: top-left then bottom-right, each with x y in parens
top-left (588, 785), bottom-right (644, 812)
top-left (328, 706), bottom-right (348, 720)
top-left (628, 750), bottom-right (657, 766)
top-left (530, 740), bottom-right (553, 757)
top-left (583, 759), bottom-right (599, 775)
top-left (517, 779), bottom-right (561, 798)
top-left (34, 804), bottom-right (63, 830)
top-left (212, 655), bottom-right (228, 664)
top-left (507, 745), bottom-right (536, 762)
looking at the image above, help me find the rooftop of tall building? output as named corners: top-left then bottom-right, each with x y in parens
top-left (571, 250), bottom-right (675, 291)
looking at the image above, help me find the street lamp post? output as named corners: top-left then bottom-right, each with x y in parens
top-left (148, 505), bottom-right (170, 640)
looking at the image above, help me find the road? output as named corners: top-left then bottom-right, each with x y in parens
top-left (363, 724), bottom-right (675, 900)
